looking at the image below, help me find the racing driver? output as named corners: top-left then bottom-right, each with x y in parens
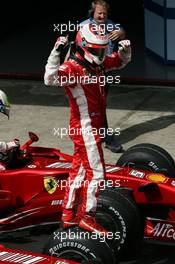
top-left (44, 23), bottom-right (131, 234)
top-left (0, 90), bottom-right (20, 170)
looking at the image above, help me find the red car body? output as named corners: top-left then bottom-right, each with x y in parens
top-left (1, 132), bottom-right (175, 245)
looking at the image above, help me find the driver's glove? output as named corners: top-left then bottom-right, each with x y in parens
top-left (6, 139), bottom-right (20, 150)
top-left (44, 36), bottom-right (68, 86)
top-left (118, 39), bottom-right (131, 65)
top-left (47, 36), bottom-right (68, 66)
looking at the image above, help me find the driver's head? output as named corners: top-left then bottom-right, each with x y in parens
top-left (76, 23), bottom-right (109, 65)
top-left (0, 90), bottom-right (10, 118)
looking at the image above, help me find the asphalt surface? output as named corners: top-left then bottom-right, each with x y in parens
top-left (1, 79), bottom-right (175, 263)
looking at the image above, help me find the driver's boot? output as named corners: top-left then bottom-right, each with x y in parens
top-left (79, 214), bottom-right (109, 235)
top-left (61, 209), bottom-right (80, 228)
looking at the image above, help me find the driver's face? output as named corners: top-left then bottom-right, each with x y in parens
top-left (93, 4), bottom-right (108, 24)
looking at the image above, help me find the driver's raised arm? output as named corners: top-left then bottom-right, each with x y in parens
top-left (44, 36), bottom-right (70, 87)
top-left (104, 39), bottom-right (131, 71)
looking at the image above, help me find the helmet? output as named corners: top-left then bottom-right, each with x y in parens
top-left (0, 90), bottom-right (10, 118)
top-left (76, 23), bottom-right (109, 65)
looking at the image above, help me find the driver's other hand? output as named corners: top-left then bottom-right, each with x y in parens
top-left (7, 139), bottom-right (20, 150)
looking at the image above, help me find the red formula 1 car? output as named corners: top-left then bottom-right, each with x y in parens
top-left (1, 132), bottom-right (175, 264)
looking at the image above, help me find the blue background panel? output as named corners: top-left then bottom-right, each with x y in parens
top-left (167, 19), bottom-right (175, 60)
top-left (152, 0), bottom-right (164, 7)
top-left (145, 9), bottom-right (165, 58)
top-left (167, 0), bottom-right (175, 8)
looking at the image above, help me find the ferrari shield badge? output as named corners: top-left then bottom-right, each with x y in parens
top-left (44, 176), bottom-right (57, 194)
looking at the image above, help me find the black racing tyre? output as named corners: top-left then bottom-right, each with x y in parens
top-left (43, 226), bottom-right (117, 264)
top-left (128, 143), bottom-right (175, 166)
top-left (97, 188), bottom-right (143, 259)
top-left (116, 146), bottom-right (175, 178)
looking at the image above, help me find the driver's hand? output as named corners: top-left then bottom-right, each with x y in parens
top-left (46, 36), bottom-right (68, 67)
top-left (7, 139), bottom-right (20, 150)
top-left (54, 36), bottom-right (68, 52)
top-left (118, 39), bottom-right (131, 64)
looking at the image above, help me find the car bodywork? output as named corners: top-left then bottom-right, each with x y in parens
top-left (1, 132), bottom-right (175, 245)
